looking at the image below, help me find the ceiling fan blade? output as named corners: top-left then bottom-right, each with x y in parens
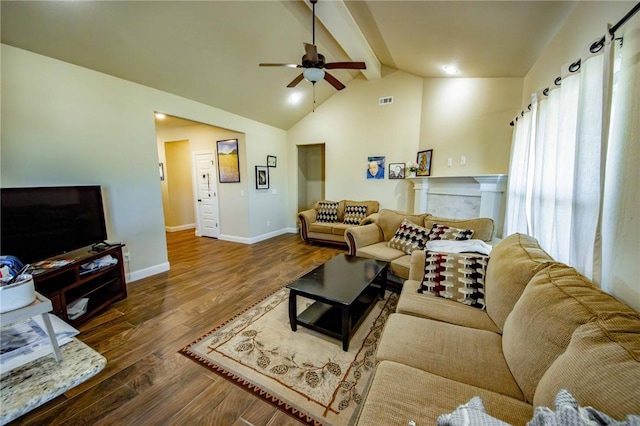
top-left (287, 73), bottom-right (305, 88)
top-left (259, 63), bottom-right (300, 68)
top-left (323, 71), bottom-right (345, 91)
top-left (325, 62), bottom-right (367, 70)
top-left (304, 43), bottom-right (318, 64)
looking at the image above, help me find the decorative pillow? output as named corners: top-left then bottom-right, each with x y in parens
top-left (316, 201), bottom-right (339, 223)
top-left (418, 251), bottom-right (488, 309)
top-left (427, 223), bottom-right (474, 241)
top-left (386, 219), bottom-right (430, 254)
top-left (437, 396), bottom-right (510, 426)
top-left (343, 204), bottom-right (367, 225)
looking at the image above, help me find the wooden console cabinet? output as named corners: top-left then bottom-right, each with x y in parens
top-left (31, 244), bottom-right (127, 326)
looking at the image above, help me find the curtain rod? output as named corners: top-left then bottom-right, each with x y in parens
top-left (510, 2), bottom-right (640, 126)
top-left (610, 2), bottom-right (640, 36)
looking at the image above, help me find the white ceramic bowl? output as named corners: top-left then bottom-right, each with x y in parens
top-left (0, 274), bottom-right (36, 313)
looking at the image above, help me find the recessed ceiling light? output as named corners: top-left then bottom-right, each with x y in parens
top-left (443, 65), bottom-right (459, 75)
top-left (154, 112), bottom-right (166, 119)
top-left (288, 92), bottom-right (303, 105)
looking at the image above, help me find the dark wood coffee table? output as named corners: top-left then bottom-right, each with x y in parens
top-left (286, 254), bottom-right (389, 351)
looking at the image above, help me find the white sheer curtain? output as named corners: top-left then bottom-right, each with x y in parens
top-left (504, 33), bottom-right (614, 279)
top-left (599, 23), bottom-right (640, 308)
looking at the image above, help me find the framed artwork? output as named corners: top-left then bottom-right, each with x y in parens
top-left (255, 165), bottom-right (269, 189)
top-left (389, 163), bottom-right (405, 179)
top-left (217, 139), bottom-right (240, 183)
top-left (267, 155), bottom-right (277, 167)
top-left (416, 149), bottom-right (433, 176)
top-left (367, 156), bottom-right (385, 179)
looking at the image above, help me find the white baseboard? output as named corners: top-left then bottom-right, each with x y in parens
top-left (165, 224), bottom-right (195, 232)
top-left (219, 227), bottom-right (298, 245)
top-left (126, 262), bottom-right (170, 283)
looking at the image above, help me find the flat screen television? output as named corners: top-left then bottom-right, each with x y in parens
top-left (1, 185), bottom-right (108, 264)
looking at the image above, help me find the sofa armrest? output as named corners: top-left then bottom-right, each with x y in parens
top-left (409, 250), bottom-right (426, 281)
top-left (298, 209), bottom-right (318, 242)
top-left (345, 223), bottom-right (384, 256)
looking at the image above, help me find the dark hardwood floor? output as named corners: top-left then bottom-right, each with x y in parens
top-left (12, 231), bottom-right (344, 425)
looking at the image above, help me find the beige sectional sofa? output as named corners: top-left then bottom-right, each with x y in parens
top-left (345, 209), bottom-right (496, 281)
top-left (356, 233), bottom-right (640, 424)
top-left (298, 200), bottom-right (379, 246)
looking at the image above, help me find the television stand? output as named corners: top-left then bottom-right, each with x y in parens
top-left (30, 244), bottom-right (127, 326)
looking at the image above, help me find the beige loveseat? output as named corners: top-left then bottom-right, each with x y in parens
top-left (345, 209), bottom-right (496, 281)
top-left (298, 200), bottom-right (379, 246)
top-left (356, 233), bottom-right (640, 425)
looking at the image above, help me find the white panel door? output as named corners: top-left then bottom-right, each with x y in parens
top-left (194, 152), bottom-right (220, 238)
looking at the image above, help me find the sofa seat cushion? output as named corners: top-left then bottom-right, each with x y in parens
top-left (308, 222), bottom-right (335, 234)
top-left (398, 280), bottom-right (501, 333)
top-left (356, 361), bottom-right (533, 426)
top-left (377, 313), bottom-right (524, 400)
top-left (533, 312), bottom-right (640, 420)
top-left (329, 223), bottom-right (357, 236)
top-left (502, 264), bottom-right (638, 403)
top-left (485, 233), bottom-right (557, 331)
top-left (357, 242), bottom-right (406, 262)
top-left (389, 254), bottom-right (411, 279)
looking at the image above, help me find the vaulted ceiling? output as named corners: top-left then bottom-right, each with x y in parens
top-left (1, 1), bottom-right (578, 130)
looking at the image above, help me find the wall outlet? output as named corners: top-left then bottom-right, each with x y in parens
top-left (447, 158), bottom-right (453, 167)
top-left (123, 251), bottom-right (131, 262)
top-left (267, 220), bottom-right (271, 227)
top-left (460, 155), bottom-right (467, 166)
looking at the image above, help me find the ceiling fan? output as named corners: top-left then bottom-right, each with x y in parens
top-left (259, 0), bottom-right (366, 91)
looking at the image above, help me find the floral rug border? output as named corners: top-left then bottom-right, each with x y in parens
top-left (179, 284), bottom-right (396, 426)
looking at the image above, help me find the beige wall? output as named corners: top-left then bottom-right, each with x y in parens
top-left (164, 140), bottom-right (195, 228)
top-left (156, 123), bottom-right (248, 238)
top-left (1, 44), bottom-right (288, 280)
top-left (522, 1), bottom-right (635, 103)
top-left (287, 68), bottom-right (522, 223)
top-left (288, 68), bottom-right (425, 218)
top-left (420, 78), bottom-right (522, 176)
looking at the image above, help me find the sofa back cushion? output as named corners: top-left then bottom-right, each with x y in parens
top-left (485, 233), bottom-right (556, 331)
top-left (423, 216), bottom-right (494, 242)
top-left (375, 209), bottom-right (430, 241)
top-left (533, 312), bottom-right (640, 420)
top-left (502, 264), bottom-right (637, 403)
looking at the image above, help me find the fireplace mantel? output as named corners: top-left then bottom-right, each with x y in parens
top-left (408, 174), bottom-right (508, 237)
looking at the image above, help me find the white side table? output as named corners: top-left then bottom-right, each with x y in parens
top-left (0, 292), bottom-right (63, 362)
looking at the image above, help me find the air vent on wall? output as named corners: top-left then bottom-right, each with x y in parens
top-left (379, 96), bottom-right (393, 105)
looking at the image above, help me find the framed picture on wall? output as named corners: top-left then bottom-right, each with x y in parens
top-left (255, 165), bottom-right (269, 189)
top-left (389, 163), bottom-right (405, 179)
top-left (267, 155), bottom-right (277, 167)
top-left (367, 156), bottom-right (385, 179)
top-left (416, 149), bottom-right (433, 176)
top-left (217, 139), bottom-right (240, 183)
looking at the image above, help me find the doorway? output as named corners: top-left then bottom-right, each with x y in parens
top-left (297, 144), bottom-right (325, 212)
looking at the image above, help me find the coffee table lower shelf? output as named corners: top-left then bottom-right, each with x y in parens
top-left (291, 284), bottom-right (381, 351)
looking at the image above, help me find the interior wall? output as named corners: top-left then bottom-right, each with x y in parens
top-left (1, 44), bottom-right (288, 280)
top-left (522, 1), bottom-right (635, 103)
top-left (156, 123), bottom-right (247, 238)
top-left (164, 140), bottom-right (195, 229)
top-left (419, 78), bottom-right (523, 176)
top-left (297, 144), bottom-right (325, 212)
top-left (287, 68), bottom-right (424, 223)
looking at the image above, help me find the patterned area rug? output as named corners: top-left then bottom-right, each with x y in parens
top-left (180, 287), bottom-right (398, 426)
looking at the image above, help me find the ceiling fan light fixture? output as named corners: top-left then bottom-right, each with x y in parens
top-left (303, 68), bottom-right (325, 83)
